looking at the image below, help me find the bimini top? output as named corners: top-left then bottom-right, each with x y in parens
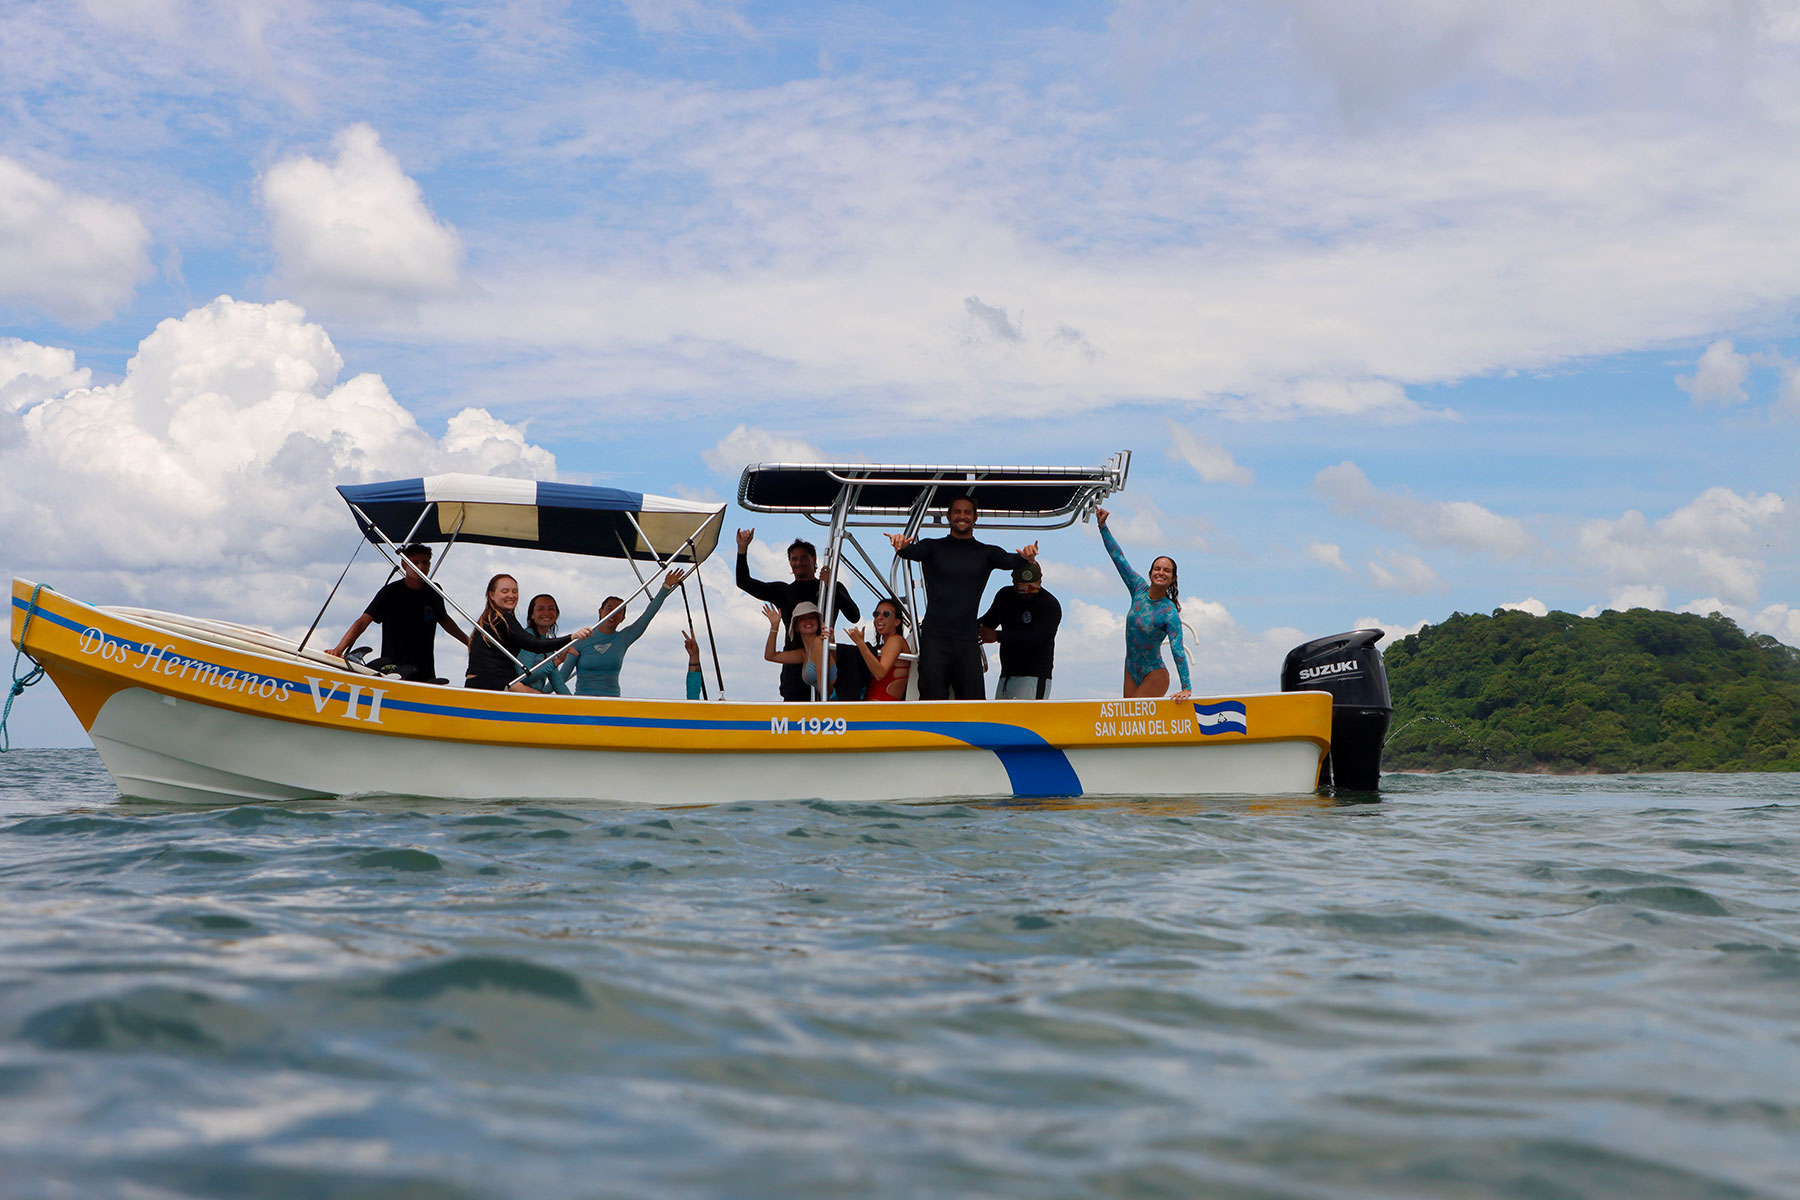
top-left (337, 474), bottom-right (725, 563)
top-left (737, 452), bottom-right (1130, 528)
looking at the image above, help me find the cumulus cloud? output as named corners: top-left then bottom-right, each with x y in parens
top-left (1314, 462), bottom-right (1534, 557)
top-left (1166, 420), bottom-right (1253, 485)
top-left (1677, 339), bottom-right (1751, 407)
top-left (1576, 487), bottom-right (1787, 607)
top-left (1, 339), bottom-right (89, 416)
top-left (1500, 597), bottom-right (1548, 616)
top-left (1367, 549), bottom-right (1440, 593)
top-left (0, 296), bottom-right (553, 617)
top-left (260, 124), bottom-right (463, 311)
top-left (701, 423), bottom-right (826, 476)
top-left (0, 157), bottom-right (150, 323)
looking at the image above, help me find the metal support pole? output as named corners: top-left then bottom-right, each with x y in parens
top-left (296, 537), bottom-right (364, 655)
top-left (693, 560), bottom-right (725, 700)
top-left (345, 502), bottom-right (529, 679)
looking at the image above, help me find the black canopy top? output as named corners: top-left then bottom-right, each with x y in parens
top-left (737, 454), bottom-right (1129, 526)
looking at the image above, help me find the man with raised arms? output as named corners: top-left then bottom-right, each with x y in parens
top-left (330, 543), bottom-right (469, 684)
top-left (734, 529), bottom-right (860, 701)
top-left (888, 496), bottom-right (1037, 701)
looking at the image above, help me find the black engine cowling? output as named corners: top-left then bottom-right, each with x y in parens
top-left (1281, 630), bottom-right (1391, 791)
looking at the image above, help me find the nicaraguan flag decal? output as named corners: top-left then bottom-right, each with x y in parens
top-left (1192, 700), bottom-right (1249, 735)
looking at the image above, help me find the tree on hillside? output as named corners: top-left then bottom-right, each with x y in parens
top-left (1382, 608), bottom-right (1800, 773)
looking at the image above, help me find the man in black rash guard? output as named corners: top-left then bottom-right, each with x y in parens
top-left (735, 529), bottom-right (861, 701)
top-left (979, 562), bottom-right (1063, 699)
top-left (888, 496), bottom-right (1038, 700)
top-left (330, 543), bottom-right (469, 683)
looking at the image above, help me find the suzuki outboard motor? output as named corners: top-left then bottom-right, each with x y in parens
top-left (1281, 630), bottom-right (1391, 790)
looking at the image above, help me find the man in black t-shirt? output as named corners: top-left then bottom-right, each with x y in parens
top-left (889, 496), bottom-right (1038, 700)
top-left (330, 543), bottom-right (469, 683)
top-left (735, 529), bottom-right (861, 701)
top-left (979, 563), bottom-right (1062, 700)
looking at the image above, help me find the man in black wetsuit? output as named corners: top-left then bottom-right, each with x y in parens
top-left (978, 562), bottom-right (1063, 699)
top-left (735, 529), bottom-right (860, 701)
top-left (888, 496), bottom-right (1038, 700)
top-left (330, 543), bottom-right (469, 683)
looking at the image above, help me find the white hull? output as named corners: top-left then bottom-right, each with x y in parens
top-left (90, 686), bottom-right (1323, 806)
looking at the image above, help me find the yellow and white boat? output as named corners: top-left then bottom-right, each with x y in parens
top-left (7, 459), bottom-right (1378, 805)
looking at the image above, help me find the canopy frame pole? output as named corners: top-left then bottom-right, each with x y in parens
top-left (508, 508), bottom-right (724, 690)
top-left (296, 537), bottom-right (365, 655)
top-left (692, 561), bottom-right (726, 700)
top-left (429, 507), bottom-right (468, 580)
top-left (816, 483), bottom-right (859, 701)
top-left (641, 509), bottom-right (728, 701)
top-left (306, 500), bottom-right (439, 656)
top-left (613, 527), bottom-right (650, 586)
top-left (345, 501), bottom-right (530, 679)
top-left (884, 476), bottom-right (946, 655)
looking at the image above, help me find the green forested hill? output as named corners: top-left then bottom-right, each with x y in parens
top-left (1381, 608), bottom-right (1800, 772)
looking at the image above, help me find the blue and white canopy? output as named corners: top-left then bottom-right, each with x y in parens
top-left (337, 474), bottom-right (725, 564)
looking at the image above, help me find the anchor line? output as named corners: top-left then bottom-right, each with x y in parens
top-left (2, 584), bottom-right (50, 753)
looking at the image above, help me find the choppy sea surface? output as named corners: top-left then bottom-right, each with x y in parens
top-left (0, 750), bottom-right (1797, 1199)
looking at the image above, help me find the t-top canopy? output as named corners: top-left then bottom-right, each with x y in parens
top-left (338, 474), bottom-right (725, 563)
top-left (737, 453), bottom-right (1129, 527)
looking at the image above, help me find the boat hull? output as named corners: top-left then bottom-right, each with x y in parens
top-left (13, 580), bottom-right (1333, 805)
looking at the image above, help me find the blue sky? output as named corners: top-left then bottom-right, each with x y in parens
top-left (4, 1), bottom-right (1799, 745)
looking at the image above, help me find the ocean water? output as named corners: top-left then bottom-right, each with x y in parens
top-left (0, 750), bottom-right (1796, 1199)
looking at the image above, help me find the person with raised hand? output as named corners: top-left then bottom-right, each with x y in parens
top-left (465, 574), bottom-right (591, 692)
top-left (734, 527), bottom-right (860, 701)
top-left (887, 495), bottom-right (1036, 700)
top-left (567, 567), bottom-right (692, 698)
top-left (1095, 508), bottom-right (1191, 702)
top-left (846, 597), bottom-right (912, 702)
top-left (763, 601), bottom-right (836, 699)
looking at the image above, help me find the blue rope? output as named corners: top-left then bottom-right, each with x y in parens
top-left (1, 584), bottom-right (49, 753)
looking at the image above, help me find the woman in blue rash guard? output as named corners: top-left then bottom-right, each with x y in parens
top-left (1095, 507), bottom-right (1192, 702)
top-left (517, 593), bottom-right (575, 694)
top-left (566, 568), bottom-right (691, 698)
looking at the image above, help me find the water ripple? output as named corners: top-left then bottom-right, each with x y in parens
top-left (2, 752), bottom-right (1797, 1197)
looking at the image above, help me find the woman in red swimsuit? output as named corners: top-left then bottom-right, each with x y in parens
top-left (846, 598), bottom-right (912, 701)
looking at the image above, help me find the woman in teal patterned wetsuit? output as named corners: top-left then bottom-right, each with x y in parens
top-left (1096, 508), bottom-right (1192, 701)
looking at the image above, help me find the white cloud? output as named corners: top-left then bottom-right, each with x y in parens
top-left (1500, 597), bottom-right (1548, 616)
top-left (1304, 541), bottom-right (1347, 571)
top-left (1242, 378), bottom-right (1453, 423)
top-left (0, 297), bottom-right (553, 620)
top-left (1, 339), bottom-right (89, 416)
top-left (1352, 615), bottom-right (1430, 643)
top-left (1165, 420), bottom-right (1253, 485)
top-left (1101, 496), bottom-right (1165, 545)
top-left (0, 157), bottom-right (150, 323)
top-left (700, 423), bottom-right (825, 476)
top-left (1607, 585), bottom-right (1669, 611)
top-left (1748, 603), bottom-right (1800, 648)
top-left (260, 124), bottom-right (463, 311)
top-left (1677, 339), bottom-right (1751, 407)
top-left (1577, 487), bottom-right (1788, 607)
top-left (1315, 462), bottom-right (1534, 557)
top-left (1367, 549), bottom-right (1440, 594)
